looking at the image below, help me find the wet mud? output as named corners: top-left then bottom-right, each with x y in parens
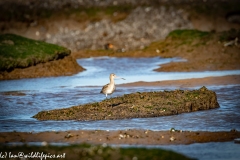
top-left (0, 56), bottom-right (85, 80)
top-left (0, 129), bottom-right (239, 146)
top-left (33, 86), bottom-right (219, 121)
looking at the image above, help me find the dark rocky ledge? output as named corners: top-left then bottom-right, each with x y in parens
top-left (33, 86), bottom-right (219, 121)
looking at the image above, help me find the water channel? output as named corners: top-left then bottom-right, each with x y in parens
top-left (1, 56), bottom-right (240, 132)
top-left (0, 56), bottom-right (240, 159)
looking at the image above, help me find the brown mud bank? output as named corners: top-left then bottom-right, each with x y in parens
top-left (0, 130), bottom-right (239, 145)
top-left (74, 30), bottom-right (240, 72)
top-left (0, 56), bottom-right (85, 80)
top-left (120, 75), bottom-right (240, 87)
top-left (33, 86), bottom-right (219, 121)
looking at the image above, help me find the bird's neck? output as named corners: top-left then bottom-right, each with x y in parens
top-left (110, 78), bottom-right (115, 84)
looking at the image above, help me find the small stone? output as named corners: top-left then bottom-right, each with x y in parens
top-left (170, 128), bottom-right (176, 132)
top-left (41, 141), bottom-right (48, 146)
top-left (119, 134), bottom-right (125, 139)
top-left (65, 133), bottom-right (73, 138)
top-left (170, 136), bottom-right (175, 141)
top-left (36, 31), bottom-right (40, 36)
top-left (102, 143), bottom-right (107, 147)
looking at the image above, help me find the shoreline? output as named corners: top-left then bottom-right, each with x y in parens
top-left (119, 75), bottom-right (240, 88)
top-left (1, 130), bottom-right (239, 146)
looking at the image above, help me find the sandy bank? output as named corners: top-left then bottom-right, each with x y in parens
top-left (1, 130), bottom-right (239, 145)
top-left (119, 75), bottom-right (240, 88)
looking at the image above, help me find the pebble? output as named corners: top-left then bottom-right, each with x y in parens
top-left (102, 143), bottom-right (108, 147)
top-left (119, 134), bottom-right (125, 139)
top-left (65, 133), bottom-right (73, 138)
top-left (170, 136), bottom-right (176, 141)
top-left (41, 141), bottom-right (48, 146)
top-left (170, 128), bottom-right (176, 132)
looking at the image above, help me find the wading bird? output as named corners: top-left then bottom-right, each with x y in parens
top-left (100, 73), bottom-right (125, 98)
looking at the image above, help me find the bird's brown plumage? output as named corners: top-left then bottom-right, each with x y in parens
top-left (100, 73), bottom-right (119, 98)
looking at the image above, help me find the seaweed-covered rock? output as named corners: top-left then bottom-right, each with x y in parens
top-left (0, 34), bottom-right (85, 80)
top-left (33, 86), bottom-right (219, 121)
top-left (0, 34), bottom-right (71, 71)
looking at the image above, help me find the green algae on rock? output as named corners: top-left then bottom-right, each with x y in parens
top-left (33, 86), bottom-right (219, 121)
top-left (0, 143), bottom-right (194, 160)
top-left (0, 34), bottom-right (71, 71)
top-left (0, 34), bottom-right (85, 80)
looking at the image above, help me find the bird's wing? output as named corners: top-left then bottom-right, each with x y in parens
top-left (100, 83), bottom-right (110, 93)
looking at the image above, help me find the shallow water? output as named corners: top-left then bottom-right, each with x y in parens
top-left (162, 141), bottom-right (240, 160)
top-left (130, 141), bottom-right (240, 160)
top-left (0, 57), bottom-right (240, 132)
top-left (0, 57), bottom-right (240, 91)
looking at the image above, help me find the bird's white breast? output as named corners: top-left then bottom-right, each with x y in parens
top-left (106, 83), bottom-right (115, 94)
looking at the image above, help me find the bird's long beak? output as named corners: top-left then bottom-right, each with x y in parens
top-left (115, 76), bottom-right (125, 80)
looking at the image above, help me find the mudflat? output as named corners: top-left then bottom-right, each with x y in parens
top-left (120, 75), bottom-right (240, 88)
top-left (0, 130), bottom-right (239, 145)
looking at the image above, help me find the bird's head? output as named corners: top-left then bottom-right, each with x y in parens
top-left (110, 73), bottom-right (125, 80)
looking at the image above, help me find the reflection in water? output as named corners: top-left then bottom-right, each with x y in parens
top-left (0, 57), bottom-right (240, 132)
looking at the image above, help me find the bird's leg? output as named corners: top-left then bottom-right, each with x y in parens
top-left (110, 95), bottom-right (114, 108)
top-left (106, 94), bottom-right (113, 108)
top-left (111, 100), bottom-right (113, 108)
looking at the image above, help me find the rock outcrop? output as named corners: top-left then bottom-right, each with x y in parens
top-left (34, 86), bottom-right (219, 121)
